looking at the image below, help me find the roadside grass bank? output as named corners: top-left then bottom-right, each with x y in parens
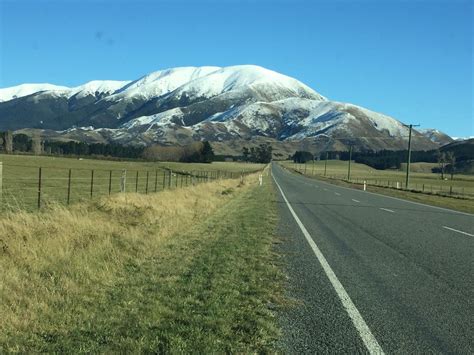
top-left (0, 170), bottom-right (284, 352)
top-left (280, 164), bottom-right (474, 214)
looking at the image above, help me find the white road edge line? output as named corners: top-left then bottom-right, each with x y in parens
top-left (442, 226), bottom-right (474, 237)
top-left (380, 208), bottom-right (395, 213)
top-left (279, 164), bottom-right (473, 216)
top-left (272, 174), bottom-right (384, 355)
top-left (335, 192), bottom-right (341, 196)
top-left (352, 199), bottom-right (360, 203)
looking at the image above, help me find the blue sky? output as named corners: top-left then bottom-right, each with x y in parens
top-left (0, 0), bottom-right (472, 137)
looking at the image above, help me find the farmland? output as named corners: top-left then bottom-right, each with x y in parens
top-left (0, 154), bottom-right (264, 211)
top-left (280, 159), bottom-right (474, 213)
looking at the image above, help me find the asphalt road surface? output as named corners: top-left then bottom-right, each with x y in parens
top-left (273, 162), bottom-right (473, 354)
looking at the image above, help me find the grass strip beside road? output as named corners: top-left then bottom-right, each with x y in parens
top-left (282, 165), bottom-right (474, 214)
top-left (0, 172), bottom-right (283, 352)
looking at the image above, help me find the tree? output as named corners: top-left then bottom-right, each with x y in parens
top-left (242, 144), bottom-right (272, 163)
top-left (446, 151), bottom-right (456, 180)
top-left (201, 141), bottom-right (215, 163)
top-left (436, 150), bottom-right (447, 180)
top-left (242, 147), bottom-right (250, 162)
top-left (13, 133), bottom-right (31, 152)
top-left (31, 133), bottom-right (43, 155)
top-left (293, 151), bottom-right (314, 163)
top-left (3, 131), bottom-right (13, 154)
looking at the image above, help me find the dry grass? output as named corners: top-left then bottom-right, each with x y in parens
top-left (0, 153), bottom-right (264, 210)
top-left (0, 174), bottom-right (265, 351)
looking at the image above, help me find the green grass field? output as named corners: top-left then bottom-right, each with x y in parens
top-left (283, 160), bottom-right (474, 198)
top-left (0, 154), bottom-right (264, 210)
top-left (280, 160), bottom-right (474, 213)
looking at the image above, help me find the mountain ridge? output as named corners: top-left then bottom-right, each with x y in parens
top-left (0, 65), bottom-right (447, 152)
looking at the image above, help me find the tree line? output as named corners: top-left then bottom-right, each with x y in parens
top-left (0, 131), bottom-right (218, 163)
top-left (242, 144), bottom-right (273, 163)
top-left (292, 148), bottom-right (469, 175)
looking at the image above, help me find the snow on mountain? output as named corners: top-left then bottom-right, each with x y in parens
top-left (418, 128), bottom-right (453, 146)
top-left (0, 81), bottom-right (131, 102)
top-left (69, 80), bottom-right (131, 98)
top-left (0, 65), bottom-right (440, 151)
top-left (112, 66), bottom-right (221, 100)
top-left (166, 65), bottom-right (325, 101)
top-left (0, 83), bottom-right (69, 102)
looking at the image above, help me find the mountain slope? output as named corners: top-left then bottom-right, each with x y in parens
top-left (0, 65), bottom-right (441, 151)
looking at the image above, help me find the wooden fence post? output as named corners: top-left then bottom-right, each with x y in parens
top-left (162, 170), bottom-right (166, 190)
top-left (0, 162), bottom-right (2, 201)
top-left (108, 170), bottom-right (112, 195)
top-left (146, 171), bottom-right (149, 194)
top-left (135, 171), bottom-right (139, 193)
top-left (120, 169), bottom-right (127, 193)
top-left (154, 170), bottom-right (158, 193)
top-left (37, 167), bottom-right (42, 209)
top-left (67, 169), bottom-right (72, 204)
top-left (90, 169), bottom-right (94, 198)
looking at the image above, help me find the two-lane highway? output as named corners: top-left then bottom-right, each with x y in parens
top-left (273, 163), bottom-right (473, 354)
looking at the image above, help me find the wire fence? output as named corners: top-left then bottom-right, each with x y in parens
top-left (291, 164), bottom-right (474, 200)
top-left (0, 162), bottom-right (251, 211)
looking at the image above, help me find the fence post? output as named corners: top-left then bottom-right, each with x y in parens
top-left (449, 185), bottom-right (452, 196)
top-left (90, 169), bottom-right (94, 198)
top-left (135, 171), bottom-right (139, 193)
top-left (154, 170), bottom-right (158, 193)
top-left (108, 170), bottom-right (112, 195)
top-left (67, 169), bottom-right (72, 204)
top-left (175, 173), bottom-right (178, 188)
top-left (180, 174), bottom-right (183, 188)
top-left (0, 162), bottom-right (3, 201)
top-left (169, 170), bottom-right (172, 188)
top-left (120, 169), bottom-right (127, 193)
top-left (37, 167), bottom-right (42, 209)
top-left (146, 171), bottom-right (149, 194)
top-left (162, 170), bottom-right (166, 190)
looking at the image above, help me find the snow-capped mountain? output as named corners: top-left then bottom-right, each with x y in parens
top-left (0, 83), bottom-right (69, 102)
top-left (418, 129), bottom-right (453, 146)
top-left (0, 65), bottom-right (440, 151)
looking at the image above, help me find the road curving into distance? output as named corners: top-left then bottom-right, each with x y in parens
top-left (273, 162), bottom-right (473, 354)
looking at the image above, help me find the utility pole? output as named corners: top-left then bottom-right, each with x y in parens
top-left (312, 158), bottom-right (315, 175)
top-left (404, 123), bottom-right (419, 189)
top-left (347, 145), bottom-right (353, 181)
top-left (324, 151), bottom-right (328, 177)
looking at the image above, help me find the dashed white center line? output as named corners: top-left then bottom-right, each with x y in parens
top-left (442, 226), bottom-right (474, 237)
top-left (323, 188), bottom-right (328, 191)
top-left (335, 192), bottom-right (341, 196)
top-left (352, 199), bottom-right (360, 203)
top-left (380, 208), bottom-right (395, 213)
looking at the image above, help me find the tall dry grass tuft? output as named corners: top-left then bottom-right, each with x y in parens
top-left (0, 174), bottom-right (259, 347)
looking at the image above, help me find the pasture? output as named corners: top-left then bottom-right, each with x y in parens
top-left (282, 160), bottom-right (474, 199)
top-left (0, 154), bottom-right (264, 210)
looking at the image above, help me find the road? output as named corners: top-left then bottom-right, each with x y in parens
top-left (272, 162), bottom-right (473, 354)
